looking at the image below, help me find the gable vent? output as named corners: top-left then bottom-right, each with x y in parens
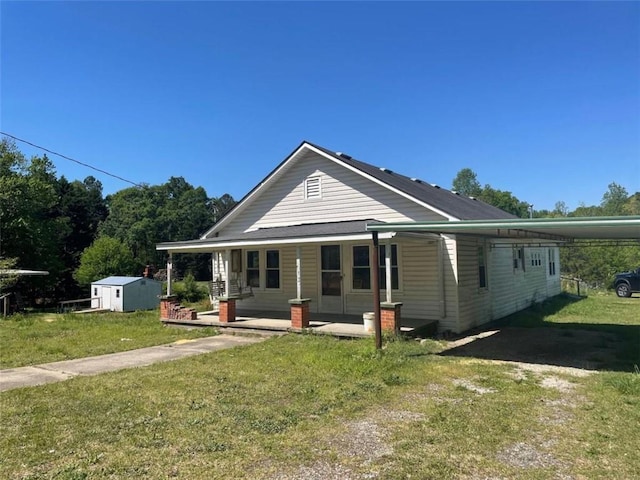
top-left (380, 167), bottom-right (393, 174)
top-left (305, 176), bottom-right (321, 199)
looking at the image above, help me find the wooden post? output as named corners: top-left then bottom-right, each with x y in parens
top-left (296, 246), bottom-right (302, 300)
top-left (224, 249), bottom-right (231, 297)
top-left (385, 239), bottom-right (392, 304)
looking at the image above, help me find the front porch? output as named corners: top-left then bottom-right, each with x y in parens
top-left (161, 309), bottom-right (438, 339)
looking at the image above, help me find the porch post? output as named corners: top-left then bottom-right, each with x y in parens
top-left (385, 239), bottom-right (392, 303)
top-left (372, 231), bottom-right (382, 350)
top-left (166, 252), bottom-right (173, 296)
top-left (296, 246), bottom-right (302, 299)
top-left (224, 249), bottom-right (231, 296)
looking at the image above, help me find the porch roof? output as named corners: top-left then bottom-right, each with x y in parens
top-left (157, 220), bottom-right (412, 253)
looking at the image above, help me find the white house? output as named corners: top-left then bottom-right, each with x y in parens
top-left (157, 141), bottom-right (562, 334)
top-left (91, 276), bottom-right (161, 312)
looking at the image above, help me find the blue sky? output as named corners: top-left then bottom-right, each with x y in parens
top-left (2, 1), bottom-right (638, 212)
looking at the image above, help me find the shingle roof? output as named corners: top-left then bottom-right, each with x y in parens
top-left (159, 220), bottom-right (381, 249)
top-left (308, 142), bottom-right (517, 220)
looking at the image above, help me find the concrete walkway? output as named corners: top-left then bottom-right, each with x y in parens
top-left (0, 334), bottom-right (269, 393)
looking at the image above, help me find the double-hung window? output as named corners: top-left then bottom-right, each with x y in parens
top-left (478, 246), bottom-right (487, 288)
top-left (246, 251), bottom-right (260, 287)
top-left (244, 250), bottom-right (280, 289)
top-left (266, 250), bottom-right (280, 289)
top-left (352, 246), bottom-right (371, 290)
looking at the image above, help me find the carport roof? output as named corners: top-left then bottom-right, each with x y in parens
top-left (366, 215), bottom-right (640, 241)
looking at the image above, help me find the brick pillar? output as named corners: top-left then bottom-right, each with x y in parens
top-left (380, 302), bottom-right (402, 335)
top-left (160, 295), bottom-right (177, 320)
top-left (288, 298), bottom-right (311, 329)
top-left (219, 298), bottom-right (236, 323)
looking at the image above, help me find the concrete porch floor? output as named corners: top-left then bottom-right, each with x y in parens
top-left (162, 310), bottom-right (438, 339)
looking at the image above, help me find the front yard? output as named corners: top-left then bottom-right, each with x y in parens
top-left (0, 294), bottom-right (638, 479)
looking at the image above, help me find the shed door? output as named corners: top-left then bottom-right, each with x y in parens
top-left (320, 245), bottom-right (343, 314)
top-left (102, 287), bottom-right (112, 310)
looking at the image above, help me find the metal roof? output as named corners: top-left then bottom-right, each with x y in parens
top-left (366, 216), bottom-right (640, 242)
top-left (0, 269), bottom-right (49, 277)
top-left (92, 276), bottom-right (146, 286)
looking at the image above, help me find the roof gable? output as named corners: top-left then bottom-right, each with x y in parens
top-left (203, 141), bottom-right (515, 238)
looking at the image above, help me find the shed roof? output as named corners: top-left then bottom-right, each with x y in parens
top-left (92, 276), bottom-right (145, 286)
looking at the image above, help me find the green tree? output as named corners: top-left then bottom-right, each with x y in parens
top-left (601, 182), bottom-right (628, 216)
top-left (0, 139), bottom-right (65, 300)
top-left (74, 237), bottom-right (140, 286)
top-left (452, 168), bottom-right (482, 197)
top-left (478, 185), bottom-right (531, 218)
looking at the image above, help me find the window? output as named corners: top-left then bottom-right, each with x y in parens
top-left (246, 251), bottom-right (260, 287)
top-left (305, 176), bottom-right (321, 199)
top-left (513, 246), bottom-right (525, 270)
top-left (478, 246), bottom-right (487, 288)
top-left (266, 250), bottom-right (280, 289)
top-left (352, 245), bottom-right (371, 290)
top-left (379, 244), bottom-right (399, 290)
top-left (548, 248), bottom-right (556, 276)
top-left (531, 251), bottom-right (542, 267)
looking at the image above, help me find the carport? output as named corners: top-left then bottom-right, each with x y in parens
top-left (365, 215), bottom-right (640, 348)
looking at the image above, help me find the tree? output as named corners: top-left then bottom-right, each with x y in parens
top-left (601, 182), bottom-right (629, 216)
top-left (74, 237), bottom-right (140, 286)
top-left (452, 168), bottom-right (482, 197)
top-left (478, 185), bottom-right (531, 218)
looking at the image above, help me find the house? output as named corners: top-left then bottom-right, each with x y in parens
top-left (91, 276), bottom-right (161, 312)
top-left (157, 141), bottom-right (562, 334)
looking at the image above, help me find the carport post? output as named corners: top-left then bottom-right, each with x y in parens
top-left (372, 231), bottom-right (382, 350)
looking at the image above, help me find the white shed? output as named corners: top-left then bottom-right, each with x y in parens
top-left (91, 276), bottom-right (161, 312)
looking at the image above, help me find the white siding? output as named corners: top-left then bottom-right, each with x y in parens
top-left (217, 150), bottom-right (446, 237)
top-left (488, 243), bottom-right (561, 323)
top-left (456, 236), bottom-right (491, 332)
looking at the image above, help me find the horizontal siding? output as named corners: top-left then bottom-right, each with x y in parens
top-left (220, 150), bottom-right (446, 237)
top-left (456, 236), bottom-right (490, 332)
top-left (489, 244), bottom-right (561, 321)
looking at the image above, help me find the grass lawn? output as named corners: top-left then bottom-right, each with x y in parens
top-left (0, 294), bottom-right (638, 479)
top-left (0, 310), bottom-right (217, 369)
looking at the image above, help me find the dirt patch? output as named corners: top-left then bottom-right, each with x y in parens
top-left (440, 326), bottom-right (625, 372)
top-left (452, 378), bottom-right (496, 395)
top-left (496, 442), bottom-right (561, 469)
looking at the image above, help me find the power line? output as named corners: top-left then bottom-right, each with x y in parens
top-left (1, 131), bottom-right (143, 188)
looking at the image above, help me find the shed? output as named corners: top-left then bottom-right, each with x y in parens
top-left (91, 276), bottom-right (161, 312)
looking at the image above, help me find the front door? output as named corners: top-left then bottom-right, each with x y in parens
top-left (102, 286), bottom-right (112, 310)
top-left (320, 245), bottom-right (343, 314)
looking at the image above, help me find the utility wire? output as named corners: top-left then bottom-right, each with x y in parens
top-left (1, 131), bottom-right (143, 187)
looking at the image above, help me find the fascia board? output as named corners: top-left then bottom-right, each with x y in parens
top-left (157, 231), bottom-right (396, 253)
